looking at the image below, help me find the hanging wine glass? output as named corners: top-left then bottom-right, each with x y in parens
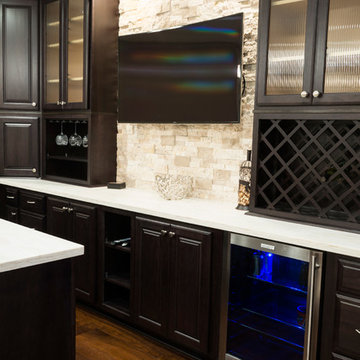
top-left (69, 121), bottom-right (82, 147)
top-left (82, 134), bottom-right (88, 148)
top-left (55, 121), bottom-right (68, 146)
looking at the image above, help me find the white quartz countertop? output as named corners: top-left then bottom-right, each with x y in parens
top-left (1, 178), bottom-right (360, 258)
top-left (0, 218), bottom-right (84, 273)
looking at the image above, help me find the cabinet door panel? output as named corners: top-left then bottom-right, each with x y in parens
top-left (134, 217), bottom-right (170, 336)
top-left (313, 0), bottom-right (360, 105)
top-left (72, 202), bottom-right (96, 303)
top-left (256, 0), bottom-right (317, 106)
top-left (0, 117), bottom-right (39, 177)
top-left (43, 0), bottom-right (62, 109)
top-left (47, 197), bottom-right (72, 240)
top-left (0, 0), bottom-right (38, 110)
top-left (168, 225), bottom-right (212, 354)
top-left (334, 295), bottom-right (360, 359)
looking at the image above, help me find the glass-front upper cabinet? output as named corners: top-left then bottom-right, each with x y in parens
top-left (43, 0), bottom-right (88, 110)
top-left (313, 0), bottom-right (360, 104)
top-left (256, 0), bottom-right (360, 106)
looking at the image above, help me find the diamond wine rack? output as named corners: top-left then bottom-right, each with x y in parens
top-left (253, 118), bottom-right (360, 229)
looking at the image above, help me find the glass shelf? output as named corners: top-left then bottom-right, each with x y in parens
top-left (228, 307), bottom-right (305, 349)
top-left (47, 20), bottom-right (60, 27)
top-left (69, 38), bottom-right (83, 44)
top-left (70, 15), bottom-right (83, 22)
top-left (68, 76), bottom-right (83, 81)
top-left (247, 275), bottom-right (307, 295)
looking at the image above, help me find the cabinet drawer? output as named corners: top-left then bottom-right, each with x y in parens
top-left (20, 192), bottom-right (45, 215)
top-left (338, 259), bottom-right (360, 297)
top-left (5, 188), bottom-right (18, 207)
top-left (19, 211), bottom-right (45, 232)
top-left (6, 206), bottom-right (18, 223)
top-left (334, 295), bottom-right (360, 359)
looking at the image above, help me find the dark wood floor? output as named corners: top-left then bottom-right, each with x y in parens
top-left (76, 307), bottom-right (190, 360)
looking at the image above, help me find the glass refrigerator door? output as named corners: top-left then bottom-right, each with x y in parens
top-left (227, 245), bottom-right (309, 360)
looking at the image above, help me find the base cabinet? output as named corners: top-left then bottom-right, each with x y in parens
top-left (47, 197), bottom-right (96, 304)
top-left (320, 254), bottom-right (360, 360)
top-left (0, 117), bottom-right (40, 177)
top-left (134, 217), bottom-right (213, 355)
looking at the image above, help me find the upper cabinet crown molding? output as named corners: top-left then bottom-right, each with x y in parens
top-left (0, 0), bottom-right (39, 111)
top-left (256, 0), bottom-right (360, 107)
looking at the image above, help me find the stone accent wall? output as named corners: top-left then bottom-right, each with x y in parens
top-left (117, 0), bottom-right (259, 201)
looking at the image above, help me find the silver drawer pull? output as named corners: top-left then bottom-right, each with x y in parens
top-left (6, 196), bottom-right (15, 199)
top-left (26, 201), bottom-right (36, 205)
top-left (356, 329), bottom-right (360, 335)
top-left (11, 212), bottom-right (17, 216)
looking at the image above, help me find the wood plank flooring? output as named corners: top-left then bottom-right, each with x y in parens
top-left (76, 307), bottom-right (190, 360)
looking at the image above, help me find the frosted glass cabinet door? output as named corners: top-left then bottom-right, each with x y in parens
top-left (313, 0), bottom-right (360, 104)
top-left (256, 0), bottom-right (317, 105)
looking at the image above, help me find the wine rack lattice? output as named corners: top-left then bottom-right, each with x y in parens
top-left (255, 119), bottom-right (360, 225)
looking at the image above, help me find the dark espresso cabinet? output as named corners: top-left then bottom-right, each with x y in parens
top-left (320, 254), bottom-right (360, 360)
top-left (0, 0), bottom-right (39, 110)
top-left (43, 0), bottom-right (89, 110)
top-left (43, 0), bottom-right (118, 112)
top-left (250, 113), bottom-right (360, 231)
top-left (47, 196), bottom-right (96, 303)
top-left (256, 0), bottom-right (360, 106)
top-left (41, 0), bottom-right (118, 185)
top-left (134, 217), bottom-right (214, 355)
top-left (0, 117), bottom-right (40, 177)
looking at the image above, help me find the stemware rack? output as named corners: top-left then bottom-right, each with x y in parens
top-left (42, 114), bottom-right (117, 186)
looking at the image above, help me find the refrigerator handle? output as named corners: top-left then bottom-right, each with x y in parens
top-left (304, 253), bottom-right (321, 360)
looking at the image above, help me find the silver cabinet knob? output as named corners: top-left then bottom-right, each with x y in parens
top-left (313, 90), bottom-right (321, 98)
top-left (32, 168), bottom-right (37, 173)
top-left (32, 102), bottom-right (37, 107)
top-left (67, 207), bottom-right (74, 213)
top-left (168, 231), bottom-right (175, 238)
top-left (56, 100), bottom-right (61, 105)
top-left (11, 212), bottom-right (17, 216)
top-left (161, 230), bottom-right (168, 236)
top-left (300, 91), bottom-right (309, 98)
top-left (61, 206), bottom-right (69, 211)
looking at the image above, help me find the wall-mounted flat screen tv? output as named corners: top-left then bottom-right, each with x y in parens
top-left (118, 13), bottom-right (243, 124)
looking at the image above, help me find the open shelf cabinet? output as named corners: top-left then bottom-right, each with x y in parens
top-left (42, 113), bottom-right (116, 186)
top-left (99, 209), bottom-right (133, 319)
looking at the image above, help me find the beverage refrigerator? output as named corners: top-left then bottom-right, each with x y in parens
top-left (226, 233), bottom-right (323, 360)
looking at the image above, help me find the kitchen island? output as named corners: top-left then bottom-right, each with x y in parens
top-left (0, 219), bottom-right (83, 360)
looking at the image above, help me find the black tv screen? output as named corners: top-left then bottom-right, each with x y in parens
top-left (118, 13), bottom-right (243, 124)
